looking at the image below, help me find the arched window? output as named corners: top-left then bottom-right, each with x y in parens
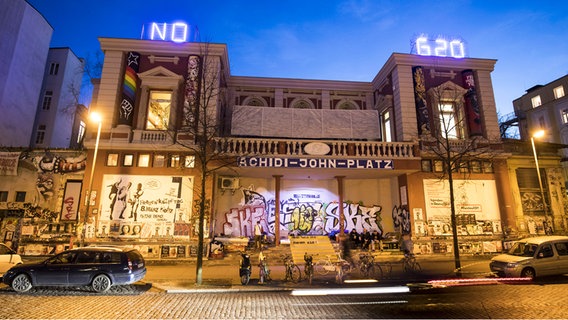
top-left (291, 98), bottom-right (314, 109)
top-left (243, 96), bottom-right (267, 107)
top-left (336, 100), bottom-right (358, 110)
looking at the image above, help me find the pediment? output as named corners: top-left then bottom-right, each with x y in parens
top-left (138, 66), bottom-right (181, 78)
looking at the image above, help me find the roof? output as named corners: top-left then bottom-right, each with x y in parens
top-left (518, 236), bottom-right (568, 245)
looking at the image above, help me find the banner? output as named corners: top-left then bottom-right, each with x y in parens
top-left (0, 152), bottom-right (20, 176)
top-left (412, 66), bottom-right (430, 135)
top-left (462, 69), bottom-right (483, 136)
top-left (60, 181), bottom-right (82, 221)
top-left (182, 55), bottom-right (201, 129)
top-left (118, 52), bottom-right (140, 126)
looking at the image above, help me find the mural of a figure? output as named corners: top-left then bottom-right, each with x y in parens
top-left (128, 183), bottom-right (144, 221)
top-left (108, 178), bottom-right (122, 220)
top-left (116, 182), bottom-right (132, 219)
top-left (36, 173), bottom-right (54, 206)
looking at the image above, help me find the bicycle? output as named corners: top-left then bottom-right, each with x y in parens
top-left (314, 253), bottom-right (342, 276)
top-left (402, 253), bottom-right (422, 273)
top-left (282, 254), bottom-right (301, 282)
top-left (258, 254), bottom-right (271, 284)
top-left (304, 253), bottom-right (314, 285)
top-left (357, 252), bottom-right (383, 280)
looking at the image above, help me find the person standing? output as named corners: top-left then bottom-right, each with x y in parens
top-left (254, 221), bottom-right (264, 251)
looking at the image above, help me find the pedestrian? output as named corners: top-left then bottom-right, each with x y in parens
top-left (254, 220), bottom-right (264, 250)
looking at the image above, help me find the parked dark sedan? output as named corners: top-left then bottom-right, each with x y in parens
top-left (2, 246), bottom-right (146, 293)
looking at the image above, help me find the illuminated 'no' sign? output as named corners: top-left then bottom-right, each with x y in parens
top-left (144, 22), bottom-right (190, 43)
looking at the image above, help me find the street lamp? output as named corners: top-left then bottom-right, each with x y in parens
top-left (81, 111), bottom-right (102, 246)
top-left (530, 129), bottom-right (553, 234)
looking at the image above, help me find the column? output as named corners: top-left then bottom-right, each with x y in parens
top-left (335, 176), bottom-right (345, 235)
top-left (273, 175), bottom-right (283, 246)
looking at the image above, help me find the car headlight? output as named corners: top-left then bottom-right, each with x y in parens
top-left (506, 262), bottom-right (518, 268)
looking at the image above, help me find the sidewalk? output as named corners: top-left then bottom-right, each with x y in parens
top-left (143, 248), bottom-right (495, 293)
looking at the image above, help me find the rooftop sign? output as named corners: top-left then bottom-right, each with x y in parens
top-left (141, 22), bottom-right (197, 43)
top-left (412, 34), bottom-right (466, 58)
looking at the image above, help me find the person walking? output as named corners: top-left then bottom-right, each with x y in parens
top-left (254, 220), bottom-right (264, 251)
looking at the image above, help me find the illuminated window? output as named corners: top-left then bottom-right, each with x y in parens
top-left (382, 110), bottom-right (392, 142)
top-left (554, 86), bottom-right (565, 99)
top-left (184, 155), bottom-right (195, 168)
top-left (438, 103), bottom-right (461, 139)
top-left (42, 91), bottom-right (53, 110)
top-left (77, 121), bottom-right (86, 144)
top-left (483, 161), bottom-right (493, 173)
top-left (153, 155), bottom-right (165, 167)
top-left (106, 153), bottom-right (118, 167)
top-left (35, 125), bottom-right (46, 144)
top-left (433, 160), bottom-right (444, 172)
top-left (138, 154), bottom-right (150, 167)
top-left (123, 154), bottom-right (134, 167)
top-left (470, 161), bottom-right (482, 173)
top-left (170, 155), bottom-right (180, 167)
top-left (531, 95), bottom-right (542, 108)
top-left (146, 91), bottom-right (171, 130)
top-left (562, 110), bottom-right (568, 124)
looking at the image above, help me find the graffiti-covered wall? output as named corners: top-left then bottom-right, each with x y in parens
top-left (214, 177), bottom-right (398, 238)
top-left (95, 174), bottom-right (194, 239)
top-left (0, 150), bottom-right (87, 254)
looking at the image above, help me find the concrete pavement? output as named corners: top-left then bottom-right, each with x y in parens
top-left (143, 248), bottom-right (496, 293)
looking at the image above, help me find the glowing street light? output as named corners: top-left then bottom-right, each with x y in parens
top-left (530, 129), bottom-right (553, 234)
top-left (81, 111), bottom-right (102, 246)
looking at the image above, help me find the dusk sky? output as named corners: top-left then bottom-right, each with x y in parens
top-left (27, 0), bottom-right (568, 117)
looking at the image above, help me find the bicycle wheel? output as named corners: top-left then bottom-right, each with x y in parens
top-left (291, 265), bottom-right (301, 282)
top-left (315, 259), bottom-right (332, 275)
top-left (373, 263), bottom-right (383, 280)
top-left (410, 260), bottom-right (422, 273)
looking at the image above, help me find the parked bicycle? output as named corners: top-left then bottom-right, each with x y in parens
top-left (358, 252), bottom-right (383, 280)
top-left (304, 253), bottom-right (314, 285)
top-left (402, 252), bottom-right (422, 273)
top-left (238, 251), bottom-right (252, 285)
top-left (282, 254), bottom-right (301, 282)
top-left (258, 252), bottom-right (271, 284)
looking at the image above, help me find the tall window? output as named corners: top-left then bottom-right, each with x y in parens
top-left (35, 125), bottom-right (46, 144)
top-left (146, 91), bottom-right (171, 130)
top-left (0, 191), bottom-right (8, 202)
top-left (77, 121), bottom-right (86, 144)
top-left (42, 91), bottom-right (53, 110)
top-left (562, 109), bottom-right (568, 124)
top-left (15, 191), bottom-right (26, 202)
top-left (382, 110), bottom-right (392, 142)
top-left (531, 95), bottom-right (542, 108)
top-left (49, 63), bottom-right (59, 75)
top-left (554, 86), bottom-right (565, 99)
top-left (438, 103), bottom-right (460, 139)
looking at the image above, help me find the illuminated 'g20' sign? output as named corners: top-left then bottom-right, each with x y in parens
top-left (142, 22), bottom-right (192, 43)
top-left (414, 36), bottom-right (466, 58)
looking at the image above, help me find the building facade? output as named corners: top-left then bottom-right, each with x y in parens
top-left (0, 0), bottom-right (53, 147)
top-left (72, 32), bottom-right (526, 258)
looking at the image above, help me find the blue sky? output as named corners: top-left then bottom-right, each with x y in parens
top-left (27, 0), bottom-right (568, 117)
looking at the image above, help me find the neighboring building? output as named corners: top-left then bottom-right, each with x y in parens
top-left (73, 31), bottom-right (522, 259)
top-left (511, 74), bottom-right (568, 237)
top-left (0, 0), bottom-right (53, 147)
top-left (30, 47), bottom-right (87, 149)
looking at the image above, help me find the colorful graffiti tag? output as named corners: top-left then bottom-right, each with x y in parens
top-left (222, 189), bottom-right (383, 237)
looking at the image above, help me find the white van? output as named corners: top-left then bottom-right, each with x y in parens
top-left (490, 236), bottom-right (568, 278)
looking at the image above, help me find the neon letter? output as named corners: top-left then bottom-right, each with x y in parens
top-left (450, 40), bottom-right (465, 58)
top-left (171, 22), bottom-right (188, 43)
top-left (150, 23), bottom-right (167, 40)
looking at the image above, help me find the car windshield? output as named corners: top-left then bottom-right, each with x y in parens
top-left (508, 242), bottom-right (538, 257)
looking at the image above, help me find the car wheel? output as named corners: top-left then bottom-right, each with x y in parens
top-left (521, 268), bottom-right (536, 279)
top-left (91, 274), bottom-right (112, 292)
top-left (11, 274), bottom-right (32, 293)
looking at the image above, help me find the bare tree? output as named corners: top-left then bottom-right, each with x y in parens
top-left (498, 111), bottom-right (520, 139)
top-left (419, 80), bottom-right (500, 275)
top-left (168, 42), bottom-right (236, 285)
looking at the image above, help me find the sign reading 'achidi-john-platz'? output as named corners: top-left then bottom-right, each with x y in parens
top-left (237, 157), bottom-right (393, 169)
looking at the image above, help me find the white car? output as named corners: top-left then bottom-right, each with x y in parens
top-left (490, 236), bottom-right (568, 279)
top-left (0, 243), bottom-right (22, 277)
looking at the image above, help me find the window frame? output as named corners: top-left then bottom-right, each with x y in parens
top-left (123, 154), bottom-right (134, 167)
top-left (145, 90), bottom-right (172, 130)
top-left (531, 95), bottom-right (542, 108)
top-left (106, 153), bottom-right (119, 167)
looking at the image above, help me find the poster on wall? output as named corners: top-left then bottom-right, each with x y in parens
top-left (60, 181), bottom-right (82, 221)
top-left (98, 175), bottom-right (194, 238)
top-left (423, 179), bottom-right (501, 236)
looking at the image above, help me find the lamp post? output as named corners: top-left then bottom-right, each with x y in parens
top-left (530, 130), bottom-right (553, 234)
top-left (81, 112), bottom-right (102, 246)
